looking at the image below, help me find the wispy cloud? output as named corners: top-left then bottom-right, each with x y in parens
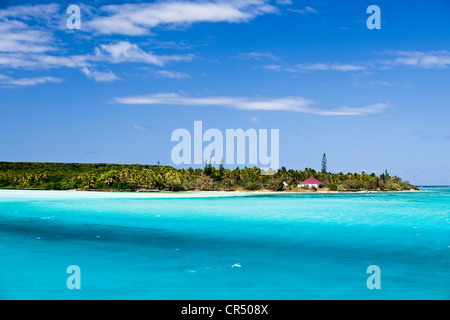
top-left (261, 62), bottom-right (371, 73)
top-left (276, 0), bottom-right (292, 5)
top-left (260, 64), bottom-right (283, 71)
top-left (0, 52), bottom-right (92, 70)
top-left (0, 20), bottom-right (56, 54)
top-left (352, 80), bottom-right (392, 88)
top-left (0, 74), bottom-right (63, 87)
top-left (112, 93), bottom-right (389, 116)
top-left (261, 62), bottom-right (367, 73)
top-left (0, 5), bottom-right (194, 72)
top-left (260, 51), bottom-right (450, 74)
top-left (81, 68), bottom-right (120, 82)
top-left (0, 40), bottom-right (193, 70)
top-left (133, 124), bottom-right (149, 132)
top-left (0, 3), bottom-right (61, 24)
top-left (288, 7), bottom-right (317, 14)
top-left (316, 103), bottom-right (389, 116)
top-left (0, 4), bottom-right (64, 58)
top-left (94, 41), bottom-right (194, 66)
top-left (295, 63), bottom-right (366, 72)
top-left (113, 93), bottom-right (314, 112)
top-left (382, 50), bottom-right (450, 69)
top-left (150, 40), bottom-right (192, 50)
top-left (86, 0), bottom-right (279, 36)
top-left (0, 5), bottom-right (88, 70)
top-left (236, 52), bottom-right (278, 61)
top-left (156, 70), bottom-right (191, 79)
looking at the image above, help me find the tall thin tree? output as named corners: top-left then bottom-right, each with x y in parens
top-left (219, 157), bottom-right (224, 171)
top-left (321, 153), bottom-right (327, 173)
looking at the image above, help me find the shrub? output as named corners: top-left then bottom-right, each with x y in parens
top-left (342, 179), bottom-right (363, 190)
top-left (400, 181), bottom-right (417, 190)
top-left (212, 181), bottom-right (222, 190)
top-left (93, 180), bottom-right (106, 190)
top-left (363, 180), bottom-right (379, 191)
top-left (0, 179), bottom-right (10, 187)
top-left (266, 178), bottom-right (284, 191)
top-left (155, 179), bottom-right (165, 191)
top-left (196, 174), bottom-right (214, 191)
top-left (386, 183), bottom-right (402, 191)
top-left (117, 182), bottom-right (138, 191)
top-left (245, 182), bottom-right (262, 191)
top-left (328, 183), bottom-right (338, 191)
top-left (166, 179), bottom-right (185, 191)
top-left (221, 178), bottom-right (234, 190)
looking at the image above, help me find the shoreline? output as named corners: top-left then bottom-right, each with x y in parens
top-left (0, 188), bottom-right (426, 199)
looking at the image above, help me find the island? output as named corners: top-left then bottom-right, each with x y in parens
top-left (0, 162), bottom-right (418, 192)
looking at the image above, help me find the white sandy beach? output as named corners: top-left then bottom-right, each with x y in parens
top-left (0, 188), bottom-right (423, 199)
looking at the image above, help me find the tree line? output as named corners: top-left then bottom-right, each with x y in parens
top-left (0, 162), bottom-right (418, 192)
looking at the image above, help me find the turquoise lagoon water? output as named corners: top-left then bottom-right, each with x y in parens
top-left (0, 189), bottom-right (448, 300)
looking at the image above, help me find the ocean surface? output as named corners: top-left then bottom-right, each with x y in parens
top-left (0, 189), bottom-right (448, 300)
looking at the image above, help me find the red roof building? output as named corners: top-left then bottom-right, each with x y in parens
top-left (298, 177), bottom-right (325, 187)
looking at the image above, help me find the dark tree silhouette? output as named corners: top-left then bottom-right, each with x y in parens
top-left (321, 153), bottom-right (327, 173)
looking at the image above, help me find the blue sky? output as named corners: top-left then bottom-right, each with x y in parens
top-left (0, 0), bottom-right (449, 185)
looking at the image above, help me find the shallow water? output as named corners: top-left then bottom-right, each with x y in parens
top-left (0, 189), bottom-right (448, 299)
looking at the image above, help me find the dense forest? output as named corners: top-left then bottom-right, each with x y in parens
top-left (0, 162), bottom-right (418, 192)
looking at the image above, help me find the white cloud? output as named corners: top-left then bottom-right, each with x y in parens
top-left (81, 68), bottom-right (120, 82)
top-left (0, 40), bottom-right (192, 70)
top-left (0, 4), bottom-right (195, 71)
top-left (87, 0), bottom-right (278, 35)
top-left (288, 7), bottom-right (317, 14)
top-left (94, 41), bottom-right (194, 66)
top-left (0, 74), bottom-right (63, 87)
top-left (276, 0), bottom-right (293, 5)
top-left (353, 80), bottom-right (392, 88)
top-left (316, 103), bottom-right (390, 116)
top-left (0, 6), bottom-right (88, 70)
top-left (0, 52), bottom-right (92, 69)
top-left (383, 50), bottom-right (450, 69)
top-left (296, 63), bottom-right (366, 72)
top-left (150, 40), bottom-right (192, 50)
top-left (113, 93), bottom-right (313, 112)
top-left (261, 62), bottom-right (367, 73)
top-left (133, 124), bottom-right (148, 131)
top-left (260, 64), bottom-right (282, 71)
top-left (260, 51), bottom-right (450, 74)
top-left (236, 52), bottom-right (278, 61)
top-left (0, 20), bottom-right (56, 54)
top-left (112, 93), bottom-right (389, 116)
top-left (0, 4), bottom-right (61, 23)
top-left (156, 70), bottom-right (191, 79)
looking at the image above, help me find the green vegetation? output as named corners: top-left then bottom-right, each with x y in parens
top-left (0, 162), bottom-right (418, 192)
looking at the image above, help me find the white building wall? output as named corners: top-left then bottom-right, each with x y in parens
top-left (298, 184), bottom-right (319, 188)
